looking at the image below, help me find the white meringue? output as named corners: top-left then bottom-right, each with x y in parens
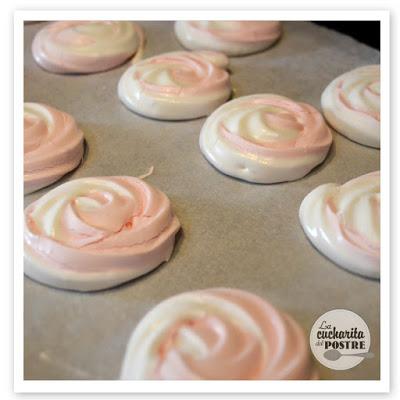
top-left (32, 21), bottom-right (144, 74)
top-left (118, 51), bottom-right (231, 120)
top-left (24, 176), bottom-right (181, 291)
top-left (299, 171), bottom-right (380, 279)
top-left (121, 288), bottom-right (318, 380)
top-left (199, 94), bottom-right (332, 183)
top-left (321, 65), bottom-right (380, 148)
top-left (24, 102), bottom-right (84, 194)
top-left (175, 21), bottom-right (282, 56)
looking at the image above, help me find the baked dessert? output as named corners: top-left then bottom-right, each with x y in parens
top-left (321, 65), bottom-right (380, 148)
top-left (199, 94), bottom-right (332, 183)
top-left (299, 171), bottom-right (380, 279)
top-left (175, 21), bottom-right (282, 56)
top-left (24, 176), bottom-right (181, 291)
top-left (118, 51), bottom-right (231, 120)
top-left (121, 288), bottom-right (318, 380)
top-left (24, 102), bottom-right (84, 194)
top-left (32, 21), bottom-right (144, 73)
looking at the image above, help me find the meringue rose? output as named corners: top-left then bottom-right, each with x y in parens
top-left (175, 21), bottom-right (282, 56)
top-left (199, 94), bottom-right (332, 183)
top-left (321, 65), bottom-right (380, 148)
top-left (24, 102), bottom-right (84, 194)
top-left (299, 171), bottom-right (380, 279)
top-left (32, 21), bottom-right (144, 74)
top-left (121, 288), bottom-right (318, 380)
top-left (24, 176), bottom-right (181, 291)
top-left (118, 51), bottom-right (231, 120)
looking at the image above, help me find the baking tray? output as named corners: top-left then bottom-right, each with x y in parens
top-left (23, 21), bottom-right (380, 380)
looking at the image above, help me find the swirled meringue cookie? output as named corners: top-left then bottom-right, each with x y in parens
top-left (199, 94), bottom-right (332, 183)
top-left (24, 102), bottom-right (84, 194)
top-left (24, 177), bottom-right (181, 291)
top-left (121, 288), bottom-right (318, 380)
top-left (321, 65), bottom-right (380, 148)
top-left (175, 21), bottom-right (282, 56)
top-left (32, 21), bottom-right (144, 74)
top-left (118, 51), bottom-right (231, 120)
top-left (299, 171), bottom-right (380, 279)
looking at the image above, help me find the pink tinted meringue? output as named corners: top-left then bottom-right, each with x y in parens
top-left (24, 176), bottom-right (181, 291)
top-left (32, 21), bottom-right (144, 74)
top-left (24, 102), bottom-right (84, 194)
top-left (321, 65), bottom-right (380, 148)
top-left (118, 51), bottom-right (231, 120)
top-left (299, 171), bottom-right (380, 279)
top-left (175, 21), bottom-right (282, 56)
top-left (121, 288), bottom-right (318, 380)
top-left (199, 94), bottom-right (332, 183)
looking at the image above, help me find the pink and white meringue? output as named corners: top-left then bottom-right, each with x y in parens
top-left (24, 176), bottom-right (181, 291)
top-left (199, 94), bottom-right (332, 183)
top-left (32, 21), bottom-right (144, 74)
top-left (321, 65), bottom-right (380, 148)
top-left (121, 288), bottom-right (318, 380)
top-left (175, 21), bottom-right (282, 56)
top-left (24, 102), bottom-right (84, 194)
top-left (118, 51), bottom-right (231, 120)
top-left (299, 171), bottom-right (380, 279)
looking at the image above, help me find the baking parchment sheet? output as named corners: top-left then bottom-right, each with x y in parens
top-left (23, 21), bottom-right (380, 380)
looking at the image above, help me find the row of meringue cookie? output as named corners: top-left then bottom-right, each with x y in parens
top-left (116, 48), bottom-right (380, 147)
top-left (23, 67), bottom-right (379, 193)
top-left (24, 50), bottom-right (232, 193)
top-left (31, 21), bottom-right (282, 74)
top-left (117, 58), bottom-right (379, 183)
top-left (198, 63), bottom-right (380, 184)
top-left (30, 21), bottom-right (380, 149)
top-left (23, 168), bottom-right (380, 296)
top-left (30, 20), bottom-right (281, 121)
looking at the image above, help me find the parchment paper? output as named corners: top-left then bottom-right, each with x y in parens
top-left (23, 21), bottom-right (380, 380)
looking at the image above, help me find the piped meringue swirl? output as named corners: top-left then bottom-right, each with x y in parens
top-left (321, 65), bottom-right (380, 148)
top-left (121, 288), bottom-right (318, 380)
top-left (118, 51), bottom-right (231, 120)
top-left (32, 21), bottom-right (144, 74)
top-left (24, 102), bottom-right (84, 194)
top-left (24, 176), bottom-right (181, 291)
top-left (299, 171), bottom-right (380, 279)
top-left (175, 21), bottom-right (282, 56)
top-left (199, 94), bottom-right (332, 183)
